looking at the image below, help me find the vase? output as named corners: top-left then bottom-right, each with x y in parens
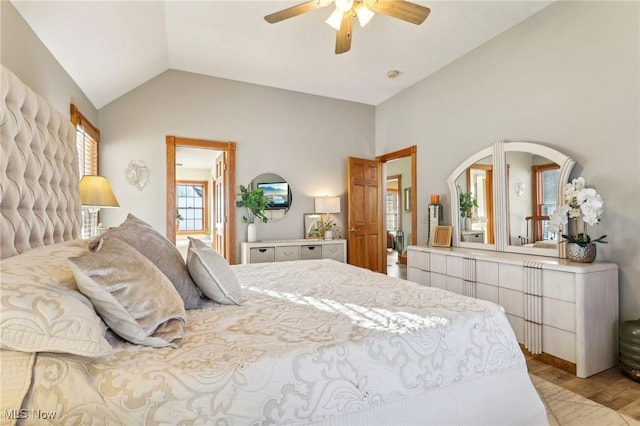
top-left (464, 217), bottom-right (472, 231)
top-left (566, 242), bottom-right (596, 263)
top-left (620, 319), bottom-right (640, 383)
top-left (247, 223), bottom-right (257, 242)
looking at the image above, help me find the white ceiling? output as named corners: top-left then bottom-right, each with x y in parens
top-left (12, 1), bottom-right (552, 109)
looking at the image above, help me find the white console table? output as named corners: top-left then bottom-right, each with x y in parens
top-left (240, 239), bottom-right (346, 264)
top-left (407, 245), bottom-right (618, 378)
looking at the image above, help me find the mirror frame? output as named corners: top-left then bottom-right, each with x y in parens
top-left (446, 140), bottom-right (575, 258)
top-left (249, 172), bottom-right (292, 221)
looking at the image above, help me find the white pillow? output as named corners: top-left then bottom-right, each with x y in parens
top-left (0, 241), bottom-right (112, 357)
top-left (186, 237), bottom-right (243, 305)
top-left (69, 238), bottom-right (186, 348)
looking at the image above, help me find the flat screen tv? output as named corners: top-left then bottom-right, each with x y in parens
top-left (257, 182), bottom-right (290, 209)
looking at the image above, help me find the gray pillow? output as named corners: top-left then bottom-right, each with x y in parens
top-left (90, 214), bottom-right (200, 309)
top-left (69, 238), bottom-right (186, 348)
top-left (186, 237), bottom-right (243, 305)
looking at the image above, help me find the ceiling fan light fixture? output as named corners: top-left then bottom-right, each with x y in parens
top-left (335, 0), bottom-right (354, 12)
top-left (325, 8), bottom-right (344, 31)
top-left (355, 3), bottom-right (375, 27)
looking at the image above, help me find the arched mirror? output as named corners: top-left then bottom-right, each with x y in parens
top-left (447, 141), bottom-right (575, 258)
top-left (447, 147), bottom-right (496, 251)
top-left (453, 155), bottom-right (495, 246)
top-left (249, 172), bottom-right (292, 221)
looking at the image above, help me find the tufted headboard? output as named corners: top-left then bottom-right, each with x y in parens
top-left (0, 65), bottom-right (81, 259)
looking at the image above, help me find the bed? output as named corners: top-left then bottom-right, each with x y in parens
top-left (0, 64), bottom-right (547, 425)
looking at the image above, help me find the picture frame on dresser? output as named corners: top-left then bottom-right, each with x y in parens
top-left (304, 213), bottom-right (322, 238)
top-left (432, 226), bottom-right (452, 247)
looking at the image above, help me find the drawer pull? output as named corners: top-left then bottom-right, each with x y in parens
top-left (259, 248), bottom-right (267, 253)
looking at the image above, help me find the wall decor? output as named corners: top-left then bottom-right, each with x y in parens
top-left (126, 160), bottom-right (149, 191)
top-left (404, 187), bottom-right (412, 211)
top-left (304, 213), bottom-right (323, 239)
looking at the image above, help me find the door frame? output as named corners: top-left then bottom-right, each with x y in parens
top-left (376, 145), bottom-right (418, 247)
top-left (166, 136), bottom-right (237, 264)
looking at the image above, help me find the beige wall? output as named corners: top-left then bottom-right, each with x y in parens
top-left (0, 1), bottom-right (97, 123)
top-left (97, 70), bottom-right (375, 245)
top-left (375, 1), bottom-right (640, 321)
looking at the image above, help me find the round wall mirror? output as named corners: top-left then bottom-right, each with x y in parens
top-left (249, 172), bottom-right (292, 221)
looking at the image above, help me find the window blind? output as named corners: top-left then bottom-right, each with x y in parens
top-left (71, 104), bottom-right (100, 237)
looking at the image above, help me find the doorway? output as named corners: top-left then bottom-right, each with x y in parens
top-left (378, 146), bottom-right (417, 279)
top-left (166, 136), bottom-right (237, 264)
top-left (346, 146), bottom-right (417, 276)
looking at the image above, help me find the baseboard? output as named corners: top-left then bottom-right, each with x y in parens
top-left (520, 344), bottom-right (577, 375)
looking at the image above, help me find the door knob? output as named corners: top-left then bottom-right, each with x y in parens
top-left (348, 227), bottom-right (359, 232)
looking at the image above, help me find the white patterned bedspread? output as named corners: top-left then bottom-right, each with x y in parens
top-left (20, 259), bottom-right (532, 425)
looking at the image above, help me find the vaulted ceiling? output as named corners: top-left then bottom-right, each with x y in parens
top-left (12, 1), bottom-right (552, 109)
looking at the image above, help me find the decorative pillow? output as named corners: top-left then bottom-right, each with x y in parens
top-left (186, 237), bottom-right (243, 305)
top-left (69, 238), bottom-right (186, 348)
top-left (0, 283), bottom-right (112, 356)
top-left (0, 241), bottom-right (112, 357)
top-left (89, 213), bottom-right (200, 309)
top-left (0, 239), bottom-right (91, 291)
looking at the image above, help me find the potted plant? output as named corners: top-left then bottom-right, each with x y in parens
top-left (459, 191), bottom-right (478, 230)
top-left (548, 177), bottom-right (607, 262)
top-left (236, 185), bottom-right (269, 242)
top-left (316, 218), bottom-right (340, 240)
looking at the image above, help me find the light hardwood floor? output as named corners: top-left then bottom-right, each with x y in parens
top-left (526, 354), bottom-right (640, 421)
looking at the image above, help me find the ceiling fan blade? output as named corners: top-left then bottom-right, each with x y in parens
top-left (335, 12), bottom-right (354, 54)
top-left (368, 0), bottom-right (430, 25)
top-left (264, 1), bottom-right (329, 24)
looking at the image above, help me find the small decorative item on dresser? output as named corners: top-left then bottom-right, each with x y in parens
top-left (620, 319), bottom-right (640, 383)
top-left (566, 242), bottom-right (597, 263)
top-left (548, 177), bottom-right (607, 263)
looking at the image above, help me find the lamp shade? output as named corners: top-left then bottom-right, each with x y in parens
top-left (315, 196), bottom-right (340, 214)
top-left (79, 175), bottom-right (120, 208)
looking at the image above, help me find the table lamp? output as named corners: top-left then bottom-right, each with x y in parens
top-left (314, 196), bottom-right (341, 240)
top-left (79, 175), bottom-right (120, 238)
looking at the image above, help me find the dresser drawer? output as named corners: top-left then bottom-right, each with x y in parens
top-left (476, 260), bottom-right (499, 285)
top-left (322, 243), bottom-right (344, 261)
top-left (542, 270), bottom-right (576, 302)
top-left (275, 246), bottom-right (300, 262)
top-left (249, 247), bottom-right (275, 263)
top-left (499, 264), bottom-right (524, 291)
top-left (430, 253), bottom-right (447, 274)
top-left (301, 245), bottom-right (322, 260)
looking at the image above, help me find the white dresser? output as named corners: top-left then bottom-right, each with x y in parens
top-left (407, 245), bottom-right (618, 378)
top-left (240, 239), bottom-right (346, 264)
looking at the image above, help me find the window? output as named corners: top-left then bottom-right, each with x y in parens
top-left (176, 181), bottom-right (208, 233)
top-left (385, 191), bottom-right (399, 230)
top-left (71, 105), bottom-right (100, 238)
top-left (71, 105), bottom-right (99, 177)
top-left (533, 164), bottom-right (560, 241)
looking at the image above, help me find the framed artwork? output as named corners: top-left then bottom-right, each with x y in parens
top-left (432, 226), bottom-right (453, 247)
top-left (304, 213), bottom-right (323, 239)
top-left (404, 187), bottom-right (412, 212)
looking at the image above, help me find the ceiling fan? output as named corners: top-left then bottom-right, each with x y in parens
top-left (264, 0), bottom-right (430, 54)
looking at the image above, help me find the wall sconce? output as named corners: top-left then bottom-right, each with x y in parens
top-left (79, 175), bottom-right (120, 238)
top-left (314, 196), bottom-right (341, 240)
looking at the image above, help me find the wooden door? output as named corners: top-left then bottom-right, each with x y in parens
top-left (213, 152), bottom-right (226, 254)
top-left (347, 157), bottom-right (385, 273)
